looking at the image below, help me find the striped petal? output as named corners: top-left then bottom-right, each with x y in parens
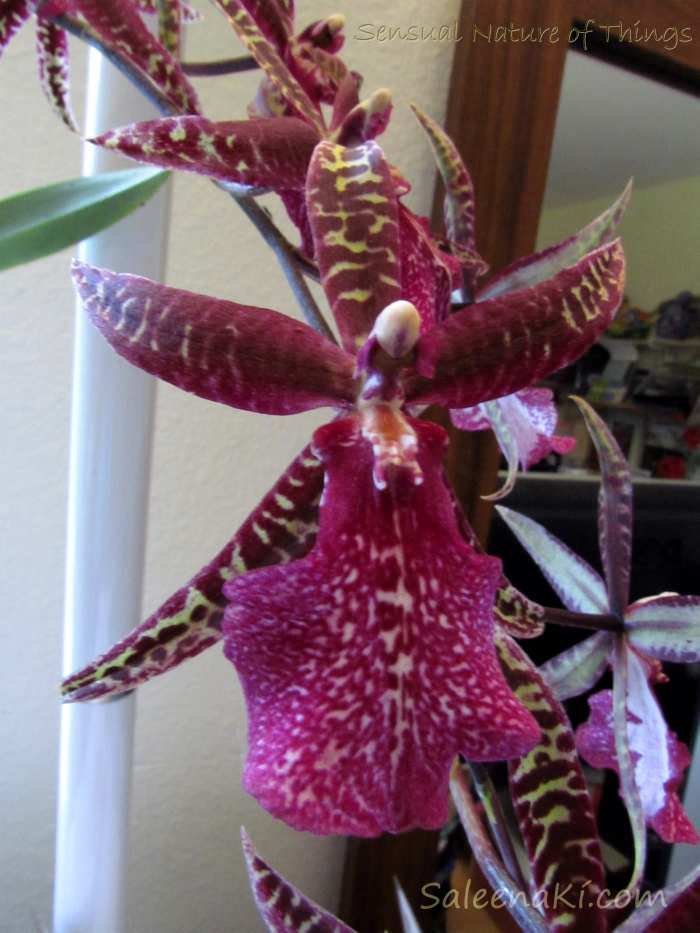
top-left (222, 416), bottom-right (539, 835)
top-left (242, 830), bottom-right (356, 933)
top-left (625, 593), bottom-right (700, 663)
top-left (36, 16), bottom-right (75, 130)
top-left (72, 260), bottom-right (356, 415)
top-left (403, 240), bottom-right (626, 409)
top-left (499, 633), bottom-right (608, 933)
top-left (539, 632), bottom-right (613, 701)
top-left (478, 181), bottom-right (632, 302)
top-left (577, 647), bottom-right (698, 845)
top-left (93, 115), bottom-right (319, 189)
top-left (306, 140), bottom-right (402, 353)
top-left (62, 444), bottom-right (322, 701)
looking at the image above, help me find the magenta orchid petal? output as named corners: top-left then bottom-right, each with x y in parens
top-left (577, 648), bottom-right (698, 845)
top-left (539, 632), bottom-right (613, 701)
top-left (477, 180), bottom-right (632, 302)
top-left (573, 396), bottom-right (633, 615)
top-left (36, 15), bottom-right (75, 130)
top-left (222, 416), bottom-right (539, 835)
top-left (403, 240), bottom-right (626, 409)
top-left (496, 505), bottom-right (609, 614)
top-left (625, 593), bottom-right (700, 663)
top-left (306, 139), bottom-right (402, 352)
top-left (72, 261), bottom-right (357, 415)
top-left (332, 87), bottom-right (393, 147)
top-left (62, 443), bottom-right (323, 702)
top-left (92, 115), bottom-right (320, 189)
top-left (0, 0), bottom-right (38, 57)
top-left (242, 830), bottom-right (357, 933)
top-left (398, 204), bottom-right (461, 329)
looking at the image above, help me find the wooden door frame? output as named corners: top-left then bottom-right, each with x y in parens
top-left (339, 3), bottom-right (699, 930)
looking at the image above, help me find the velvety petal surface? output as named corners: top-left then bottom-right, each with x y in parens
top-left (404, 241), bottom-right (626, 409)
top-left (73, 260), bottom-right (357, 415)
top-left (93, 115), bottom-right (320, 189)
top-left (577, 648), bottom-right (698, 844)
top-left (223, 416), bottom-right (539, 835)
top-left (306, 139), bottom-right (402, 352)
top-left (62, 443), bottom-right (322, 701)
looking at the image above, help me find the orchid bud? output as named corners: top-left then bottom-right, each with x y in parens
top-left (374, 300), bottom-right (420, 359)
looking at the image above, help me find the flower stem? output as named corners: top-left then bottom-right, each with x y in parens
top-left (543, 606), bottom-right (624, 633)
top-left (182, 56), bottom-right (258, 77)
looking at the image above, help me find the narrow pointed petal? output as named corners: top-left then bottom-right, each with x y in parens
top-left (573, 396), bottom-right (632, 615)
top-left (36, 17), bottom-right (76, 130)
top-left (287, 30), bottom-right (348, 108)
top-left (496, 505), bottom-right (609, 614)
top-left (241, 830), bottom-right (356, 933)
top-left (577, 648), bottom-right (699, 845)
top-left (234, 0), bottom-right (292, 52)
top-left (328, 69), bottom-right (361, 132)
top-left (539, 632), bottom-right (613, 701)
top-left (306, 140), bottom-right (402, 352)
top-left (394, 879), bottom-right (422, 933)
top-left (498, 633), bottom-right (608, 933)
top-left (404, 241), bottom-right (626, 408)
top-left (154, 0), bottom-right (182, 56)
top-left (332, 87), bottom-right (392, 146)
top-left (478, 181), bottom-right (632, 301)
top-left (0, 0), bottom-right (37, 57)
top-left (223, 417), bottom-right (539, 835)
top-left (452, 388), bottom-right (575, 501)
top-left (212, 0), bottom-right (324, 133)
top-left (72, 261), bottom-right (356, 415)
top-left (93, 115), bottom-right (319, 188)
top-left (62, 444), bottom-right (323, 701)
top-left (398, 204), bottom-right (461, 329)
top-left (64, 0), bottom-right (200, 114)
top-left (625, 593), bottom-right (700, 663)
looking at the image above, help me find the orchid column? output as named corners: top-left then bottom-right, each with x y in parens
top-left (53, 47), bottom-right (171, 933)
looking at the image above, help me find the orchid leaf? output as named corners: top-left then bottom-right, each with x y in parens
top-left (212, 0), bottom-right (324, 134)
top-left (539, 632), bottom-right (612, 701)
top-left (36, 16), bottom-right (76, 130)
top-left (0, 0), bottom-right (37, 57)
top-left (93, 115), bottom-right (319, 189)
top-left (573, 396), bottom-right (632, 615)
top-left (625, 593), bottom-right (700, 663)
top-left (478, 180), bottom-right (632, 301)
top-left (72, 261), bottom-right (357, 415)
top-left (614, 863), bottom-right (700, 932)
top-left (498, 632), bottom-right (608, 933)
top-left (0, 167), bottom-right (169, 272)
top-left (242, 830), bottom-right (357, 933)
top-left (495, 505), bottom-right (609, 614)
top-left (404, 240), bottom-right (626, 409)
top-left (62, 443), bottom-right (323, 701)
top-left (306, 139), bottom-right (402, 352)
top-left (223, 416), bottom-right (539, 835)
top-left (450, 762), bottom-right (551, 933)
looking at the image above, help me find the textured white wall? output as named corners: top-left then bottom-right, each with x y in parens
top-left (0, 2), bottom-right (460, 930)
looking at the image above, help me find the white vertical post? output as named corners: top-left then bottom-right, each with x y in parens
top-left (53, 47), bottom-right (171, 933)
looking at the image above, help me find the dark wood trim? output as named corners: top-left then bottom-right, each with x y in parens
top-left (339, 2), bottom-right (700, 929)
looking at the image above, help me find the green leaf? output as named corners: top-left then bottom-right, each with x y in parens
top-left (0, 167), bottom-right (169, 272)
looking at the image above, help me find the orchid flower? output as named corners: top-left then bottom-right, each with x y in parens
top-left (497, 397), bottom-right (700, 892)
top-left (66, 128), bottom-right (625, 835)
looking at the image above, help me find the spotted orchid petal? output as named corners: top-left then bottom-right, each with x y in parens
top-left (134, 0), bottom-right (201, 25)
top-left (577, 647), bottom-right (698, 845)
top-left (222, 416), bottom-right (539, 835)
top-left (452, 387), bottom-right (575, 500)
top-left (0, 0), bottom-right (38, 57)
top-left (42, 0), bottom-right (200, 116)
top-left (36, 15), bottom-right (75, 130)
top-left (62, 443), bottom-right (322, 701)
top-left (212, 0), bottom-right (325, 134)
top-left (92, 115), bottom-right (320, 190)
top-left (287, 16), bottom-right (348, 108)
top-left (403, 240), bottom-right (626, 409)
top-left (477, 180), bottom-right (632, 302)
top-left (306, 139), bottom-right (402, 353)
top-left (233, 0), bottom-right (292, 53)
top-left (72, 260), bottom-right (356, 415)
top-left (408, 101), bottom-right (487, 297)
top-left (573, 396), bottom-right (632, 616)
top-left (398, 204), bottom-right (461, 329)
top-left (495, 505), bottom-right (609, 614)
top-left (242, 830), bottom-right (357, 933)
top-left (625, 593), bottom-right (700, 663)
top-left (498, 633), bottom-right (608, 933)
top-left (538, 632), bottom-right (613, 701)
